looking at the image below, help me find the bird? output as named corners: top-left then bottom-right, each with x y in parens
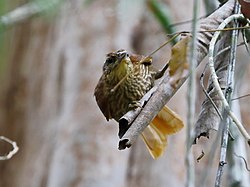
top-left (94, 49), bottom-right (184, 159)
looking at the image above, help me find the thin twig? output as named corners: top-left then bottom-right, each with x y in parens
top-left (112, 34), bottom-right (178, 93)
top-left (200, 63), bottom-right (223, 120)
top-left (111, 74), bottom-right (129, 92)
top-left (215, 9), bottom-right (240, 184)
top-left (146, 33), bottom-right (180, 57)
top-left (0, 136), bottom-right (19, 160)
top-left (233, 153), bottom-right (250, 172)
top-left (165, 25), bottom-right (250, 38)
top-left (216, 41), bottom-right (249, 57)
top-left (168, 15), bottom-right (207, 28)
top-left (215, 114), bottom-right (229, 187)
top-left (232, 93), bottom-right (250, 101)
top-left (199, 25), bottom-right (250, 33)
top-left (186, 0), bottom-right (199, 187)
top-left (242, 29), bottom-right (250, 56)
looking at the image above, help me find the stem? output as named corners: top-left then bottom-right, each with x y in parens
top-left (0, 136), bottom-right (19, 160)
top-left (213, 7), bottom-right (241, 186)
top-left (215, 114), bottom-right (230, 187)
top-left (186, 1), bottom-right (199, 187)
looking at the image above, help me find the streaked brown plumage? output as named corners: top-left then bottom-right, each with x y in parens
top-left (94, 49), bottom-right (183, 158)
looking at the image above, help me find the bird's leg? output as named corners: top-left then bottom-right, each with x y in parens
top-left (155, 63), bottom-right (169, 79)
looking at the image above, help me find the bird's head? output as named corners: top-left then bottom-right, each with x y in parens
top-left (103, 49), bottom-right (133, 81)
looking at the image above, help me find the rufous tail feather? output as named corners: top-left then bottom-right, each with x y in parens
top-left (141, 105), bottom-right (184, 159)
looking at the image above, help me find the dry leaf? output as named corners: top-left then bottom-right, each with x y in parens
top-left (168, 35), bottom-right (191, 87)
top-left (194, 31), bottom-right (231, 141)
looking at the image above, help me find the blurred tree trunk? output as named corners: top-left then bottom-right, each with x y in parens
top-left (0, 1), bottom-right (188, 186)
top-left (0, 1), bottom-right (129, 186)
top-left (1, 0), bottom-right (249, 187)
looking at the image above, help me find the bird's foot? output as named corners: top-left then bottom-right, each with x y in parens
top-left (128, 101), bottom-right (142, 110)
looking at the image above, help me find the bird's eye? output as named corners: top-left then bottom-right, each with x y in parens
top-left (105, 57), bottom-right (115, 64)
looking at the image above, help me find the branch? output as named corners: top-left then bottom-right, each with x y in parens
top-left (0, 136), bottom-right (19, 160)
top-left (234, 153), bottom-right (250, 172)
top-left (118, 0), bottom-right (236, 150)
top-left (215, 5), bottom-right (240, 183)
top-left (118, 86), bottom-right (157, 138)
top-left (185, 0), bottom-right (199, 186)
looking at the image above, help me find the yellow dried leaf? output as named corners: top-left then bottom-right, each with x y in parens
top-left (168, 35), bottom-right (191, 76)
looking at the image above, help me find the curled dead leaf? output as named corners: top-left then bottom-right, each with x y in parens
top-left (168, 35), bottom-right (191, 87)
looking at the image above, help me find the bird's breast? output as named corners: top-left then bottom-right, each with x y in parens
top-left (108, 64), bottom-right (154, 121)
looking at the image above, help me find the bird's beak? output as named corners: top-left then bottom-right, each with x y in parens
top-left (113, 50), bottom-right (131, 78)
top-left (117, 52), bottom-right (127, 61)
top-left (117, 53), bottom-right (130, 66)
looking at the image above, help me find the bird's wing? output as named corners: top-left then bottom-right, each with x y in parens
top-left (129, 54), bottom-right (152, 66)
top-left (94, 75), bottom-right (111, 121)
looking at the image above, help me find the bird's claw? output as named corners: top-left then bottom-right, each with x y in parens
top-left (128, 101), bottom-right (142, 109)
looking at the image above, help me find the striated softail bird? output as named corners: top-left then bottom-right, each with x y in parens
top-left (94, 49), bottom-right (184, 159)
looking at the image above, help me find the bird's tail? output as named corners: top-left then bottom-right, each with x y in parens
top-left (141, 105), bottom-right (184, 159)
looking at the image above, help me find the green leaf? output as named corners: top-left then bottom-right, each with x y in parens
top-left (147, 0), bottom-right (177, 45)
